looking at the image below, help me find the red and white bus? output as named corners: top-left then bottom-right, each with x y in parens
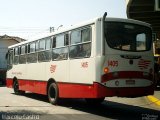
top-left (6, 13), bottom-right (154, 104)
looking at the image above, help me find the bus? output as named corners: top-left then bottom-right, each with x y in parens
top-left (6, 13), bottom-right (154, 104)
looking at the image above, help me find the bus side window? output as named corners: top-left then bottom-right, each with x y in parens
top-left (21, 45), bottom-right (26, 54)
top-left (82, 28), bottom-right (91, 42)
top-left (56, 34), bottom-right (65, 47)
top-left (27, 42), bottom-right (37, 63)
top-left (35, 41), bottom-right (39, 51)
top-left (52, 33), bottom-right (68, 60)
top-left (19, 45), bottom-right (26, 64)
top-left (46, 38), bottom-right (51, 50)
top-left (70, 30), bottom-right (81, 45)
top-left (39, 39), bottom-right (45, 51)
top-left (38, 37), bottom-right (51, 62)
top-left (69, 27), bottom-right (91, 59)
top-left (13, 47), bottom-right (19, 65)
top-left (45, 37), bottom-right (51, 61)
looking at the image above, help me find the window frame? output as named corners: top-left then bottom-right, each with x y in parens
top-left (20, 45), bottom-right (26, 55)
top-left (28, 42), bottom-right (36, 53)
top-left (69, 26), bottom-right (92, 59)
top-left (45, 37), bottom-right (51, 50)
top-left (38, 37), bottom-right (52, 62)
top-left (52, 33), bottom-right (69, 61)
top-left (104, 21), bottom-right (152, 52)
top-left (39, 39), bottom-right (45, 51)
top-left (14, 47), bottom-right (19, 56)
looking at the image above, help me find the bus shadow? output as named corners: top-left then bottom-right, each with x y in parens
top-left (14, 93), bottom-right (160, 120)
top-left (12, 92), bottom-right (49, 103)
top-left (57, 99), bottom-right (160, 120)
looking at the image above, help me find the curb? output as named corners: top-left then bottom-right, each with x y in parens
top-left (147, 96), bottom-right (160, 106)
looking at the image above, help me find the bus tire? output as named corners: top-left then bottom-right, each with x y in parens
top-left (13, 80), bottom-right (25, 95)
top-left (48, 82), bottom-right (59, 105)
top-left (85, 98), bottom-right (105, 105)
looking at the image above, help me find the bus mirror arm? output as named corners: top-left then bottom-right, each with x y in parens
top-left (103, 12), bottom-right (107, 21)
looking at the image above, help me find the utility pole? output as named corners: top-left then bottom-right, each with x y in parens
top-left (49, 27), bottom-right (54, 33)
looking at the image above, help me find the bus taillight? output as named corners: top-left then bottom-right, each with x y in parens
top-left (104, 67), bottom-right (109, 73)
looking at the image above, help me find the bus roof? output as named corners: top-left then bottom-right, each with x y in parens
top-left (8, 17), bottom-right (151, 49)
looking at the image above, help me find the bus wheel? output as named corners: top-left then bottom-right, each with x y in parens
top-left (48, 83), bottom-right (59, 105)
top-left (13, 80), bottom-right (25, 95)
top-left (85, 98), bottom-right (105, 105)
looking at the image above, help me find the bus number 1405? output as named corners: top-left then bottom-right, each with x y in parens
top-left (108, 60), bottom-right (118, 67)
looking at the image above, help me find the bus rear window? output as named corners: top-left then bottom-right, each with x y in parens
top-left (104, 22), bottom-right (152, 52)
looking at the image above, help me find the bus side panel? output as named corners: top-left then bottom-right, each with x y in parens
top-left (18, 79), bottom-right (47, 95)
top-left (46, 60), bottom-right (69, 83)
top-left (19, 80), bottom-right (34, 92)
top-left (27, 63), bottom-right (46, 83)
top-left (7, 78), bottom-right (154, 98)
top-left (58, 82), bottom-right (107, 98)
top-left (58, 82), bottom-right (154, 98)
top-left (34, 80), bottom-right (47, 95)
top-left (69, 58), bottom-right (95, 84)
top-left (6, 78), bottom-right (13, 88)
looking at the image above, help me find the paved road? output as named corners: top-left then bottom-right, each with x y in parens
top-left (0, 87), bottom-right (159, 120)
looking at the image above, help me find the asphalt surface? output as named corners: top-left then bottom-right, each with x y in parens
top-left (0, 87), bottom-right (159, 120)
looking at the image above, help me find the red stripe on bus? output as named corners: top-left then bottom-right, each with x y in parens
top-left (19, 80), bottom-right (47, 95)
top-left (6, 79), bottom-right (47, 95)
top-left (6, 78), bottom-right (13, 88)
top-left (58, 82), bottom-right (107, 98)
top-left (6, 79), bottom-right (154, 98)
top-left (6, 79), bottom-right (107, 98)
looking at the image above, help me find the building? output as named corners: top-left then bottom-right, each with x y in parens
top-left (0, 35), bottom-right (25, 85)
top-left (126, 0), bottom-right (160, 57)
top-left (126, 0), bottom-right (160, 38)
top-left (126, 0), bottom-right (160, 86)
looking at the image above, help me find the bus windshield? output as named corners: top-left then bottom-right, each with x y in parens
top-left (104, 22), bottom-right (152, 52)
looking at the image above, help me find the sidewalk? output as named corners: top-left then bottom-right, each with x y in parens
top-left (147, 87), bottom-right (160, 106)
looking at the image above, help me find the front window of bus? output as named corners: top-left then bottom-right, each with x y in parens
top-left (104, 22), bottom-right (152, 52)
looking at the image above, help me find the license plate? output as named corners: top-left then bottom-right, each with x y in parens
top-left (126, 80), bottom-right (135, 85)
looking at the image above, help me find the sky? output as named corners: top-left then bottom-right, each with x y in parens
top-left (0, 0), bottom-right (127, 40)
